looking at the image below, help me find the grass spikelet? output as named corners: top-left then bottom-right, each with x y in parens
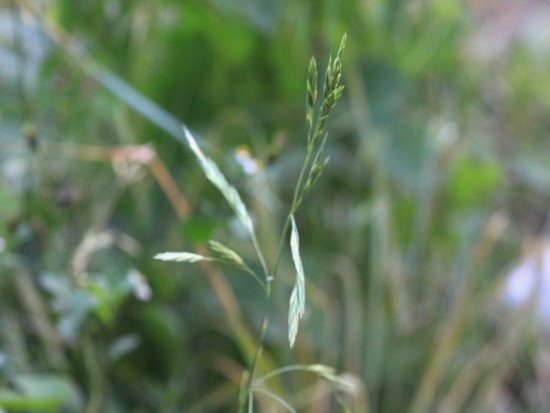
top-left (154, 251), bottom-right (212, 263)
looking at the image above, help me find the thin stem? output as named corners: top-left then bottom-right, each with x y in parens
top-left (239, 317), bottom-right (269, 413)
top-left (251, 388), bottom-right (298, 413)
top-left (83, 337), bottom-right (103, 413)
top-left (251, 231), bottom-right (269, 279)
top-left (241, 268), bottom-right (267, 291)
top-left (221, 260), bottom-right (266, 291)
top-left (272, 215), bottom-right (292, 277)
top-left (254, 364), bottom-right (327, 385)
top-left (272, 149), bottom-right (313, 276)
top-left (291, 149), bottom-right (316, 213)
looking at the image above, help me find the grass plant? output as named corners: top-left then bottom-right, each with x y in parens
top-left (2, 1), bottom-right (550, 413)
top-left (155, 34), bottom-right (350, 412)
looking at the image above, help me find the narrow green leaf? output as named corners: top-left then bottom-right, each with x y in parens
top-left (288, 215), bottom-right (306, 347)
top-left (288, 287), bottom-right (300, 348)
top-left (290, 216), bottom-right (306, 314)
top-left (154, 251), bottom-right (211, 263)
top-left (183, 126), bottom-right (254, 235)
top-left (183, 126), bottom-right (269, 276)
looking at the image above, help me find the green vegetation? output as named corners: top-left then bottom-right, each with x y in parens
top-left (2, 1), bottom-right (550, 412)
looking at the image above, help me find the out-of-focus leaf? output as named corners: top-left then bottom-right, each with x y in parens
top-left (108, 334), bottom-right (140, 362)
top-left (0, 374), bottom-right (81, 411)
top-left (0, 389), bottom-right (50, 411)
top-left (57, 291), bottom-right (96, 343)
top-left (448, 157), bottom-right (502, 208)
top-left (209, 0), bottom-right (283, 32)
top-left (0, 183), bottom-right (20, 222)
top-left (40, 272), bottom-right (97, 342)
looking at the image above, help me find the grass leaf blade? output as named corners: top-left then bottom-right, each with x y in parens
top-left (288, 287), bottom-right (300, 348)
top-left (183, 126), bottom-right (254, 235)
top-left (288, 215), bottom-right (306, 347)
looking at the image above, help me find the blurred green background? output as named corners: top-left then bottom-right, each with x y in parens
top-left (2, 0), bottom-right (550, 412)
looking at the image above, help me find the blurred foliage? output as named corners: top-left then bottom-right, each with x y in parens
top-left (2, 0), bottom-right (550, 412)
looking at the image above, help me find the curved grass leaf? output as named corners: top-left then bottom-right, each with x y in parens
top-left (183, 126), bottom-right (254, 235)
top-left (251, 388), bottom-right (297, 413)
top-left (255, 364), bottom-right (336, 385)
top-left (288, 215), bottom-right (306, 348)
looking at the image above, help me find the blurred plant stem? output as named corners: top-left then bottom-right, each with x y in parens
top-left (83, 337), bottom-right (103, 413)
top-left (10, 265), bottom-right (67, 370)
top-left (409, 212), bottom-right (508, 413)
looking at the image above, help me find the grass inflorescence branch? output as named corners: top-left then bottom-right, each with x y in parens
top-left (273, 33), bottom-right (347, 276)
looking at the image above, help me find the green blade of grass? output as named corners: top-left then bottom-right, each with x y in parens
top-left (288, 215), bottom-right (306, 348)
top-left (183, 126), bottom-right (269, 276)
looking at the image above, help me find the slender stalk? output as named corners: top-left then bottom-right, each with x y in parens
top-left (271, 34), bottom-right (346, 276)
top-left (272, 150), bottom-right (313, 276)
top-left (83, 337), bottom-right (103, 413)
top-left (251, 231), bottom-right (269, 278)
top-left (251, 388), bottom-right (298, 413)
top-left (239, 311), bottom-right (270, 413)
top-left (254, 364), bottom-right (330, 385)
